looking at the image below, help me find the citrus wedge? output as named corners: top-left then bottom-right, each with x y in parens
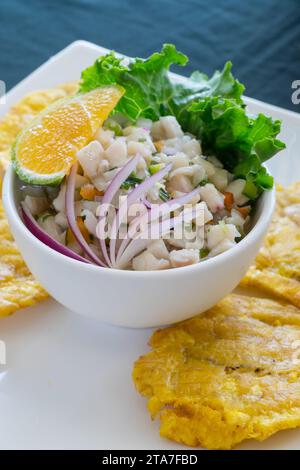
top-left (12, 86), bottom-right (124, 185)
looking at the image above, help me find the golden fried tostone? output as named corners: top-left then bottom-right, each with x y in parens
top-left (241, 183), bottom-right (300, 307)
top-left (276, 182), bottom-right (300, 216)
top-left (0, 199), bottom-right (48, 316)
top-left (133, 294), bottom-right (300, 450)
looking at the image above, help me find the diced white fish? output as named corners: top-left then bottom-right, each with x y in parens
top-left (52, 184), bottom-right (66, 213)
top-left (132, 250), bottom-right (170, 271)
top-left (92, 175), bottom-right (109, 192)
top-left (124, 126), bottom-right (156, 153)
top-left (147, 239), bottom-right (170, 260)
top-left (81, 209), bottom-right (98, 237)
top-left (136, 118), bottom-right (153, 131)
top-left (225, 208), bottom-right (246, 229)
top-left (181, 138), bottom-right (201, 158)
top-left (39, 215), bottom-right (65, 244)
top-left (226, 179), bottom-right (249, 206)
top-left (54, 212), bottom-right (68, 230)
top-left (207, 222), bottom-right (240, 250)
top-left (127, 141), bottom-right (152, 162)
top-left (75, 200), bottom-right (100, 217)
top-left (105, 138), bottom-right (127, 168)
top-left (95, 128), bottom-right (115, 149)
top-left (170, 152), bottom-right (190, 169)
top-left (151, 116), bottom-right (184, 140)
top-left (168, 174), bottom-right (194, 193)
top-left (207, 155), bottom-right (223, 168)
top-left (169, 249), bottom-right (199, 268)
top-left (198, 158), bottom-right (216, 177)
top-left (199, 183), bottom-right (224, 213)
top-left (24, 195), bottom-right (49, 216)
top-left (135, 157), bottom-right (148, 179)
top-left (77, 140), bottom-right (104, 179)
top-left (210, 168), bottom-right (228, 191)
top-left (208, 239), bottom-right (236, 257)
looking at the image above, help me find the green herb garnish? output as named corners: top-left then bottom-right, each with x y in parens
top-left (200, 248), bottom-right (209, 259)
top-left (243, 180), bottom-right (258, 199)
top-left (38, 210), bottom-right (55, 222)
top-left (104, 119), bottom-right (123, 136)
top-left (159, 187), bottom-right (170, 202)
top-left (120, 172), bottom-right (143, 190)
top-left (149, 163), bottom-right (165, 175)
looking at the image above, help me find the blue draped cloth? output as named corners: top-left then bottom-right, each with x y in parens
top-left (0, 0), bottom-right (299, 111)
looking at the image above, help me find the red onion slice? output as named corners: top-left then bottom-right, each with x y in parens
top-left (142, 205), bottom-right (201, 241)
top-left (165, 188), bottom-right (200, 207)
top-left (21, 203), bottom-right (90, 264)
top-left (110, 163), bottom-right (172, 266)
top-left (117, 206), bottom-right (199, 268)
top-left (97, 154), bottom-right (142, 267)
top-left (129, 187), bottom-right (201, 238)
top-left (66, 163), bottom-right (107, 267)
top-left (116, 187), bottom-right (200, 263)
top-left (117, 239), bottom-right (149, 269)
top-left (141, 198), bottom-right (152, 209)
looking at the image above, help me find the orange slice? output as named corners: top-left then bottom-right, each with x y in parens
top-left (12, 86), bottom-right (124, 185)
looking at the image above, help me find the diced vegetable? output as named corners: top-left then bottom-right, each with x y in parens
top-left (149, 163), bottom-right (165, 175)
top-left (223, 191), bottom-right (234, 211)
top-left (120, 173), bottom-right (144, 190)
top-left (199, 248), bottom-right (209, 259)
top-left (80, 185), bottom-right (103, 201)
top-left (159, 187), bottom-right (170, 202)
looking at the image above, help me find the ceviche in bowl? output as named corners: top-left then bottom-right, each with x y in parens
top-left (18, 114), bottom-right (261, 271)
top-left (3, 44), bottom-right (282, 326)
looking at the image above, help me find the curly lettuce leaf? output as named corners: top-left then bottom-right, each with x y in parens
top-left (80, 44), bottom-right (285, 195)
top-left (80, 46), bottom-right (242, 121)
top-left (173, 61), bottom-right (245, 107)
top-left (189, 97), bottom-right (285, 192)
top-left (80, 44), bottom-right (187, 121)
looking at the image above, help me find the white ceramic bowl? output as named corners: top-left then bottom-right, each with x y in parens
top-left (3, 165), bottom-right (275, 328)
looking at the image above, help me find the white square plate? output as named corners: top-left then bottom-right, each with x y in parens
top-left (0, 41), bottom-right (300, 450)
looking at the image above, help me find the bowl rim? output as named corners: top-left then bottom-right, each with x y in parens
top-left (3, 164), bottom-right (275, 278)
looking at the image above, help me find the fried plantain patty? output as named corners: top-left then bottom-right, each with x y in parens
top-left (241, 183), bottom-right (300, 307)
top-left (133, 294), bottom-right (300, 449)
top-left (0, 199), bottom-right (48, 316)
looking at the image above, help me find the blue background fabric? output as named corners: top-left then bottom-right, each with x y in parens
top-left (0, 0), bottom-right (299, 111)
